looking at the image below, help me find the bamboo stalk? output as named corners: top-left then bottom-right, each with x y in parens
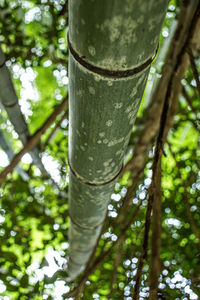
top-left (68, 0), bottom-right (169, 279)
top-left (0, 97), bottom-right (68, 185)
top-left (0, 44), bottom-right (46, 175)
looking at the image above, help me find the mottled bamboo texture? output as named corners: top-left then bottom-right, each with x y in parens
top-left (68, 0), bottom-right (169, 278)
top-left (0, 45), bottom-right (45, 173)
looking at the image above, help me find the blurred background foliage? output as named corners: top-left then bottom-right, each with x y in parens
top-left (0, 0), bottom-right (199, 299)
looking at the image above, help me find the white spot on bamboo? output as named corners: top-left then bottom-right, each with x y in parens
top-left (99, 132), bottom-right (105, 138)
top-left (77, 90), bottom-right (83, 96)
top-left (130, 87), bottom-right (137, 98)
top-left (89, 86), bottom-right (95, 95)
top-left (94, 75), bottom-right (101, 82)
top-left (106, 120), bottom-right (113, 127)
top-left (101, 16), bottom-right (122, 42)
top-left (88, 45), bottom-right (96, 56)
top-left (114, 102), bottom-right (123, 109)
top-left (108, 137), bottom-right (124, 147)
top-left (126, 105), bottom-right (132, 114)
top-left (103, 139), bottom-right (108, 144)
top-left (89, 156), bottom-right (94, 161)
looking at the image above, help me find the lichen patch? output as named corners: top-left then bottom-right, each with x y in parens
top-left (106, 120), bottom-right (113, 127)
top-left (89, 86), bottom-right (95, 95)
top-left (99, 132), bottom-right (105, 138)
top-left (88, 45), bottom-right (96, 56)
top-left (114, 102), bottom-right (123, 109)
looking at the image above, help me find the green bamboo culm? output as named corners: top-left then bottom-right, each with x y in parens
top-left (68, 0), bottom-right (169, 279)
top-left (0, 45), bottom-right (46, 174)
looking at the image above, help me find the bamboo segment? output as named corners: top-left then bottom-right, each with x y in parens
top-left (68, 0), bottom-right (169, 278)
top-left (0, 45), bottom-right (46, 174)
top-left (69, 54), bottom-right (149, 184)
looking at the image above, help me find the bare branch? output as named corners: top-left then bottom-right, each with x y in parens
top-left (58, 0), bottom-right (68, 17)
top-left (187, 47), bottom-right (200, 97)
top-left (42, 113), bottom-right (68, 151)
top-left (182, 85), bottom-right (200, 118)
top-left (149, 158), bottom-right (162, 300)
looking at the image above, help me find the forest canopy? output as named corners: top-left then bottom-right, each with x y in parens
top-left (0, 0), bottom-right (200, 299)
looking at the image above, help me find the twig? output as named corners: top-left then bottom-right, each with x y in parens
top-left (58, 0), bottom-right (68, 17)
top-left (182, 85), bottom-right (200, 118)
top-left (42, 113), bottom-right (67, 150)
top-left (132, 188), bottom-right (154, 299)
top-left (108, 237), bottom-right (123, 298)
top-left (149, 157), bottom-right (162, 300)
top-left (187, 47), bottom-right (200, 97)
top-left (0, 97), bottom-right (68, 186)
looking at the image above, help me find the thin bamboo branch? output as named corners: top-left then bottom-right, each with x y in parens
top-left (187, 47), bottom-right (200, 97)
top-left (149, 157), bottom-right (162, 300)
top-left (58, 0), bottom-right (68, 17)
top-left (0, 97), bottom-right (68, 186)
top-left (132, 188), bottom-right (155, 299)
top-left (42, 113), bottom-right (67, 151)
top-left (108, 238), bottom-right (123, 298)
top-left (182, 85), bottom-right (200, 119)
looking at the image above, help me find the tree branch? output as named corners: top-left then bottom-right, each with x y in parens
top-left (182, 85), bottom-right (199, 117)
top-left (0, 97), bottom-right (68, 186)
top-left (58, 0), bottom-right (68, 17)
top-left (133, 4), bottom-right (200, 298)
top-left (187, 47), bottom-right (200, 97)
top-left (42, 113), bottom-right (68, 151)
top-left (149, 157), bottom-right (162, 300)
